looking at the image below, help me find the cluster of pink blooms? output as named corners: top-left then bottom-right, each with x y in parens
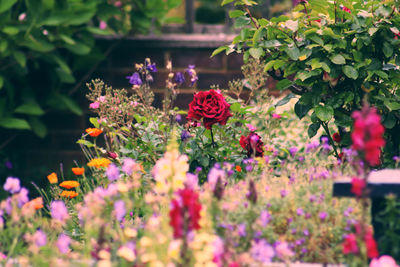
top-left (351, 105), bottom-right (385, 166)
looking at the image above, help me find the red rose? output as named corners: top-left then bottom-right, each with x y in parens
top-left (351, 177), bottom-right (366, 197)
top-left (332, 132), bottom-right (341, 143)
top-left (342, 233), bottom-right (358, 254)
top-left (240, 132), bottom-right (264, 158)
top-left (187, 90), bottom-right (232, 129)
top-left (365, 230), bottom-right (379, 259)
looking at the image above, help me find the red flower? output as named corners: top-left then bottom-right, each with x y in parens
top-left (342, 233), bottom-right (358, 254)
top-left (351, 177), bottom-right (366, 197)
top-left (187, 90), bottom-right (232, 129)
top-left (351, 105), bottom-right (385, 166)
top-left (332, 132), bottom-right (341, 143)
top-left (169, 188), bottom-right (202, 238)
top-left (341, 6), bottom-right (351, 13)
top-left (240, 132), bottom-right (264, 158)
top-left (365, 231), bottom-right (379, 259)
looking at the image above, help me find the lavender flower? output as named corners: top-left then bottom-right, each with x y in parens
top-left (5, 161), bottom-right (12, 169)
top-left (33, 229), bottom-right (47, 247)
top-left (303, 229), bottom-right (309, 236)
top-left (175, 114), bottom-right (182, 123)
top-left (296, 208), bottom-right (304, 216)
top-left (106, 163), bottom-right (120, 181)
top-left (17, 188), bottom-right (29, 207)
top-left (280, 189), bottom-right (287, 198)
top-left (181, 130), bottom-right (191, 141)
top-left (51, 201), bottom-right (69, 222)
top-left (207, 167), bottom-right (226, 191)
top-left (3, 177), bottom-right (20, 194)
top-left (319, 211), bottom-right (328, 221)
top-left (146, 63), bottom-right (157, 72)
top-left (175, 72), bottom-right (185, 84)
top-left (126, 72), bottom-right (142, 86)
top-left (289, 147), bottom-right (298, 157)
top-left (250, 239), bottom-right (275, 263)
top-left (114, 200), bottom-right (126, 221)
top-left (122, 158), bottom-right (136, 176)
top-left (238, 223), bottom-right (247, 237)
top-left (56, 233), bottom-right (71, 253)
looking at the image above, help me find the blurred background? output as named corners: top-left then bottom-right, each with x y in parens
top-left (0, 0), bottom-right (292, 198)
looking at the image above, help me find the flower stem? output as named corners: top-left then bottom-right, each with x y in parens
top-left (321, 121), bottom-right (340, 159)
top-left (210, 126), bottom-right (216, 148)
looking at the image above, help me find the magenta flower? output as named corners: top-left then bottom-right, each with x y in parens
top-left (3, 177), bottom-right (20, 194)
top-left (114, 200), bottom-right (126, 221)
top-left (89, 102), bottom-right (100, 109)
top-left (280, 189), bottom-right (287, 198)
top-left (33, 229), bottom-right (47, 247)
top-left (106, 163), bottom-right (120, 181)
top-left (319, 211), bottom-right (328, 221)
top-left (51, 201), bottom-right (69, 222)
top-left (56, 233), bottom-right (71, 254)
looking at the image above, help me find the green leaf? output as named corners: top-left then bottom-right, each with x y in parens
top-left (76, 139), bottom-right (94, 148)
top-left (64, 42), bottom-right (91, 55)
top-left (42, 0), bottom-right (54, 9)
top-left (29, 117), bottom-right (47, 138)
top-left (384, 101), bottom-right (400, 111)
top-left (89, 117), bottom-right (100, 128)
top-left (0, 0), bottom-right (17, 14)
top-left (15, 103), bottom-right (44, 115)
top-left (275, 93), bottom-right (296, 107)
top-left (276, 79), bottom-right (293, 91)
top-left (234, 16), bottom-right (251, 28)
top-left (383, 42), bottom-right (393, 58)
top-left (211, 46), bottom-right (227, 57)
top-left (230, 102), bottom-right (241, 113)
top-left (49, 54), bottom-right (71, 74)
top-left (263, 60), bottom-right (275, 72)
top-left (0, 118), bottom-right (31, 130)
top-left (308, 123), bottom-right (320, 138)
top-left (294, 102), bottom-right (310, 119)
top-left (249, 47), bottom-right (264, 59)
top-left (0, 76), bottom-right (3, 89)
top-left (13, 51), bottom-right (26, 67)
top-left (86, 27), bottom-right (111, 36)
top-left (342, 65), bottom-right (358, 79)
top-left (22, 36), bottom-right (54, 52)
top-left (285, 46), bottom-right (300, 60)
top-left (59, 34), bottom-right (76, 45)
top-left (229, 10), bottom-right (244, 18)
top-left (221, 0), bottom-right (235, 6)
top-left (57, 94), bottom-right (83, 115)
top-left (2, 26), bottom-right (19, 35)
top-left (330, 54), bottom-right (346, 65)
top-left (315, 105), bottom-right (333, 121)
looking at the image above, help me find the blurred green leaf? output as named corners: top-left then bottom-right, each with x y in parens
top-left (315, 105), bottom-right (333, 121)
top-left (0, 117), bottom-right (31, 129)
top-left (29, 117), bottom-right (47, 138)
top-left (0, 0), bottom-right (17, 14)
top-left (14, 103), bottom-right (44, 116)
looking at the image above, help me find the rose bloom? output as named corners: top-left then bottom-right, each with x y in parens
top-left (351, 177), bottom-right (366, 197)
top-left (332, 132), bottom-right (341, 143)
top-left (72, 167), bottom-right (84, 175)
top-left (187, 89), bottom-right (232, 129)
top-left (240, 132), bottom-right (264, 158)
top-left (59, 181), bottom-right (80, 189)
top-left (342, 233), bottom-right (358, 254)
top-left (47, 172), bottom-right (58, 184)
top-left (85, 128), bottom-right (103, 137)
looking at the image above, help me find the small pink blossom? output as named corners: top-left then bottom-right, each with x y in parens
top-left (18, 13), bottom-right (26, 21)
top-left (246, 124), bottom-right (256, 131)
top-left (114, 1), bottom-right (122, 7)
top-left (89, 102), bottom-right (100, 109)
top-left (98, 96), bottom-right (106, 103)
top-left (99, 21), bottom-right (107, 30)
top-left (272, 113), bottom-right (282, 119)
top-left (42, 30), bottom-right (48, 36)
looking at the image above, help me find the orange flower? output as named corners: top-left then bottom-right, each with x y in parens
top-left (72, 167), bottom-right (85, 175)
top-left (59, 181), bottom-right (80, 189)
top-left (60, 190), bottom-right (78, 199)
top-left (47, 172), bottom-right (58, 184)
top-left (87, 158), bottom-right (111, 168)
top-left (235, 165), bottom-right (242, 172)
top-left (85, 128), bottom-right (103, 137)
top-left (30, 197), bottom-right (44, 210)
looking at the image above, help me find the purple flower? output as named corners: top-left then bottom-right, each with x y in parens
top-left (181, 130), bottom-right (191, 141)
top-left (298, 156), bottom-right (305, 162)
top-left (280, 189), bottom-right (287, 198)
top-left (56, 233), bottom-right (71, 253)
top-left (295, 238), bottom-right (305, 246)
top-left (185, 65), bottom-right (198, 86)
top-left (319, 211), bottom-right (328, 221)
top-left (245, 164), bottom-right (253, 172)
top-left (195, 166), bottom-right (202, 173)
top-left (250, 239), bottom-right (275, 263)
top-left (301, 247), bottom-right (308, 254)
top-left (207, 167), bottom-right (226, 191)
top-left (175, 72), bottom-right (185, 84)
top-left (393, 156), bottom-right (400, 161)
top-left (238, 223), bottom-right (247, 237)
top-left (306, 141), bottom-right (319, 152)
top-left (303, 229), bottom-right (309, 236)
top-left (122, 158), bottom-right (136, 176)
top-left (33, 229), bottom-right (47, 247)
top-left (146, 63), bottom-right (157, 72)
top-left (305, 212), bottom-right (312, 219)
top-left (5, 161), bottom-right (12, 169)
top-left (175, 114), bottom-right (182, 123)
top-left (291, 228), bottom-right (297, 234)
top-left (185, 173), bottom-right (198, 189)
top-left (114, 200), bottom-right (126, 221)
top-left (106, 163), bottom-right (120, 181)
top-left (343, 207), bottom-right (353, 217)
top-left (3, 177), bottom-right (20, 194)
top-left (51, 201), bottom-right (69, 222)
top-left (309, 195), bottom-right (316, 202)
top-left (287, 217), bottom-right (293, 224)
top-left (4, 197), bottom-right (12, 214)
top-left (296, 208), bottom-right (304, 216)
top-left (289, 147), bottom-right (298, 157)
top-left (185, 65), bottom-right (196, 76)
top-left (126, 72), bottom-right (142, 86)
top-left (17, 188), bottom-right (29, 207)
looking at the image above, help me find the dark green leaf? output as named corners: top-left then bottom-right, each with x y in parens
top-left (229, 10), bottom-right (245, 18)
top-left (0, 118), bottom-right (31, 130)
top-left (342, 65), bottom-right (358, 79)
top-left (57, 94), bottom-right (83, 115)
top-left (285, 46), bottom-right (300, 60)
top-left (308, 123), bottom-right (320, 138)
top-left (64, 42), bottom-right (91, 55)
top-left (234, 16), bottom-right (251, 28)
top-left (330, 54), bottom-right (346, 65)
top-left (315, 105), bottom-right (333, 121)
top-left (275, 93), bottom-right (296, 107)
top-left (14, 103), bottom-right (44, 116)
top-left (211, 46), bottom-right (227, 57)
top-left (29, 117), bottom-right (47, 138)
top-left (383, 42), bottom-right (393, 58)
top-left (221, 0), bottom-right (235, 6)
top-left (0, 0), bottom-right (17, 14)
top-left (249, 47), bottom-right (264, 59)
top-left (294, 102), bottom-right (310, 119)
top-left (276, 79), bottom-right (293, 91)
top-left (385, 101), bottom-right (400, 111)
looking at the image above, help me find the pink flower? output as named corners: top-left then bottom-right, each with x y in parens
top-left (272, 113), bottom-right (282, 119)
top-left (18, 13), bottom-right (26, 21)
top-left (89, 102), bottom-right (100, 109)
top-left (370, 255), bottom-right (398, 267)
top-left (275, 241), bottom-right (295, 260)
top-left (3, 177), bottom-right (20, 194)
top-left (342, 233), bottom-right (358, 254)
top-left (246, 124), bottom-right (257, 131)
top-left (98, 96), bottom-right (106, 103)
top-left (99, 21), bottom-right (107, 30)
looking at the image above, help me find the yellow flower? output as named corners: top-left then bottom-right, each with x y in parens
top-left (117, 246), bottom-right (136, 262)
top-left (124, 228), bottom-right (137, 238)
top-left (299, 55), bottom-right (307, 61)
top-left (87, 158), bottom-right (111, 168)
top-left (59, 181), bottom-right (80, 189)
top-left (47, 172), bottom-right (58, 184)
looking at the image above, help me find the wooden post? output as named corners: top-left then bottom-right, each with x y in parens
top-left (185, 0), bottom-right (195, 33)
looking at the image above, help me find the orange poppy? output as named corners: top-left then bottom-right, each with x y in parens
top-left (60, 190), bottom-right (78, 199)
top-left (85, 128), bottom-right (103, 137)
top-left (59, 181), bottom-right (80, 189)
top-left (72, 167), bottom-right (85, 175)
top-left (235, 165), bottom-right (242, 172)
top-left (87, 158), bottom-right (111, 168)
top-left (47, 172), bottom-right (58, 184)
top-left (30, 197), bottom-right (44, 210)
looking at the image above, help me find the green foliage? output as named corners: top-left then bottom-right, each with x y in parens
top-left (218, 0), bottom-right (400, 165)
top-left (0, 0), bottom-right (180, 137)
